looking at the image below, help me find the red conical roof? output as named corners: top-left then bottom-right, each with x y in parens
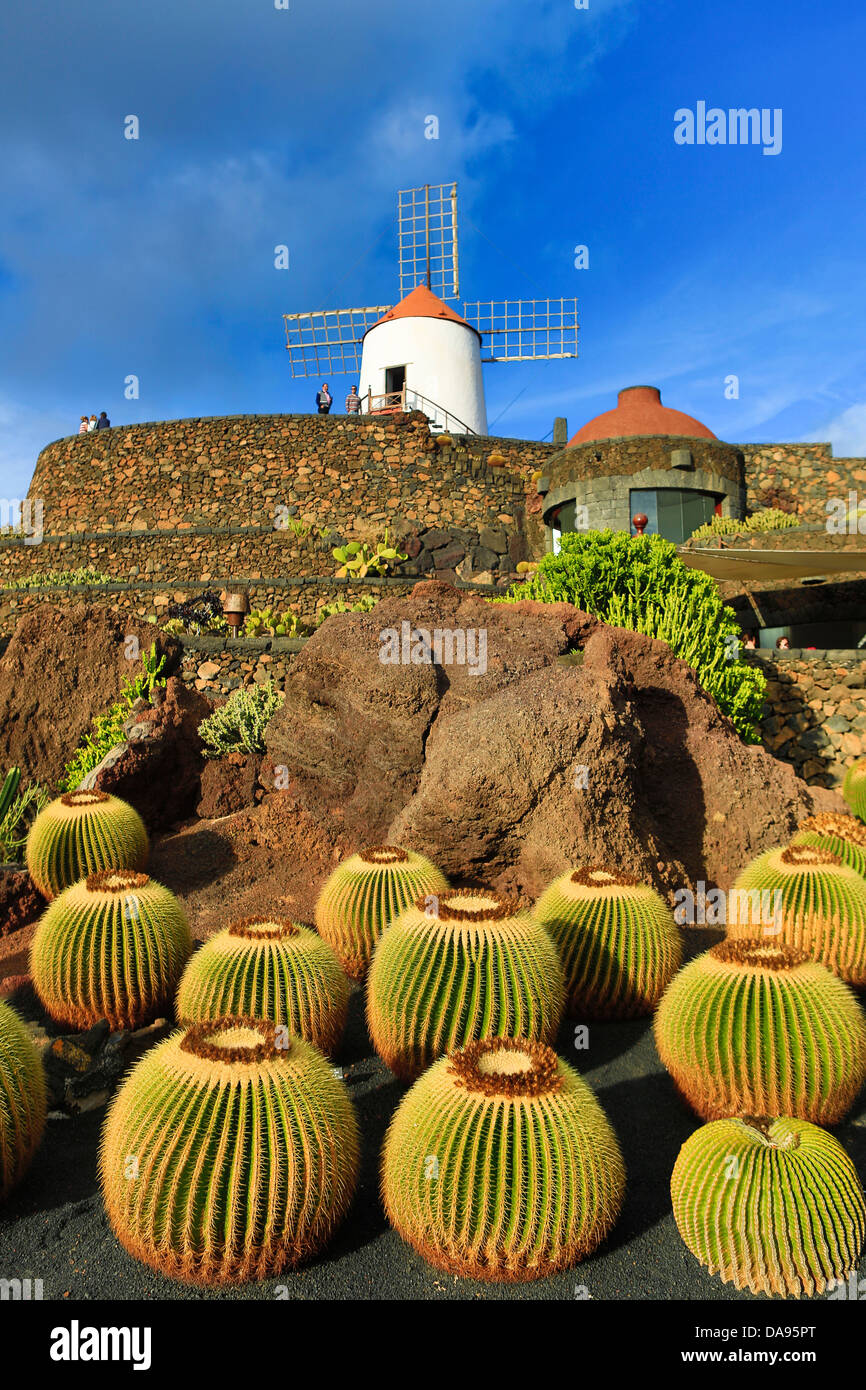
top-left (568, 386), bottom-right (716, 445)
top-left (367, 285), bottom-right (479, 336)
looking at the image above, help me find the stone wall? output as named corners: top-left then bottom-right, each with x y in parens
top-left (742, 442), bottom-right (866, 525)
top-left (751, 649), bottom-right (866, 788)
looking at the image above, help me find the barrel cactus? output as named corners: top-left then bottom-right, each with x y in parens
top-left (532, 865), bottom-right (682, 1018)
top-left (729, 844), bottom-right (866, 984)
top-left (654, 939), bottom-right (866, 1124)
top-left (314, 845), bottom-right (449, 979)
top-left (0, 999), bottom-right (47, 1202)
top-left (26, 790), bottom-right (148, 900)
top-left (31, 869), bottom-right (192, 1030)
top-left (792, 812), bottom-right (866, 878)
top-left (100, 1018), bottom-right (359, 1284)
top-left (367, 888), bottom-right (565, 1081)
top-left (176, 918), bottom-right (351, 1055)
top-left (843, 757), bottom-right (866, 822)
top-left (672, 1116), bottom-right (866, 1297)
top-left (382, 1036), bottom-right (625, 1281)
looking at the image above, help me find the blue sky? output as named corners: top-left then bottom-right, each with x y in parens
top-left (0, 0), bottom-right (863, 500)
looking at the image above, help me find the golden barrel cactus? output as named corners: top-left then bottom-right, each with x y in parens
top-left (0, 999), bottom-right (47, 1202)
top-left (26, 789), bottom-right (148, 900)
top-left (672, 1116), bottom-right (866, 1297)
top-left (791, 812), bottom-right (866, 878)
top-left (367, 888), bottom-right (565, 1081)
top-left (314, 845), bottom-right (449, 979)
top-left (176, 918), bottom-right (351, 1055)
top-left (382, 1037), bottom-right (625, 1282)
top-left (843, 757), bottom-right (866, 822)
top-left (100, 1018), bottom-right (359, 1284)
top-left (31, 869), bottom-right (192, 1030)
top-left (532, 865), bottom-right (682, 1018)
top-left (654, 939), bottom-right (866, 1124)
top-left (729, 843), bottom-right (866, 984)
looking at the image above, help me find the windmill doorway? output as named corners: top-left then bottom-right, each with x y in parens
top-left (385, 365), bottom-right (406, 396)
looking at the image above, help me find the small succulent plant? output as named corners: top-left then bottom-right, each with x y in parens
top-left (671, 1116), bottom-right (866, 1297)
top-left (654, 939), bottom-right (866, 1124)
top-left (0, 999), bottom-right (47, 1202)
top-left (314, 845), bottom-right (449, 980)
top-left (792, 812), bottom-right (866, 878)
top-left (100, 1018), bottom-right (359, 1284)
top-left (26, 790), bottom-right (149, 900)
top-left (382, 1037), bottom-right (625, 1281)
top-left (332, 528), bottom-right (407, 578)
top-left (31, 869), bottom-right (192, 1030)
top-left (367, 888), bottom-right (566, 1080)
top-left (843, 757), bottom-right (866, 822)
top-left (729, 843), bottom-right (866, 984)
top-left (532, 865), bottom-right (683, 1018)
top-left (176, 918), bottom-right (351, 1056)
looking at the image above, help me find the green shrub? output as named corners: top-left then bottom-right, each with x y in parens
top-left (494, 530), bottom-right (766, 742)
top-left (58, 643), bottom-right (169, 791)
top-left (0, 774), bottom-right (49, 864)
top-left (197, 680), bottom-right (284, 757)
top-left (689, 508), bottom-right (800, 542)
top-left (4, 566), bottom-right (111, 591)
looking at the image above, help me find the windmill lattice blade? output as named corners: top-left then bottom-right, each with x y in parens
top-left (463, 298), bottom-right (579, 362)
top-left (282, 307), bottom-right (391, 378)
top-left (398, 183), bottom-right (459, 301)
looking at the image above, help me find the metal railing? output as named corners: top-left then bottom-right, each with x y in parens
top-left (359, 385), bottom-right (478, 436)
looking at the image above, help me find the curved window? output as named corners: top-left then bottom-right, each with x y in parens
top-left (630, 489), bottom-right (721, 544)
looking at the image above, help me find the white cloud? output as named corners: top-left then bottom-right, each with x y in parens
top-left (803, 404), bottom-right (866, 458)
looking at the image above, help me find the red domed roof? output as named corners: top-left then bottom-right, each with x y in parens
top-left (568, 386), bottom-right (716, 445)
top-left (367, 285), bottom-right (479, 337)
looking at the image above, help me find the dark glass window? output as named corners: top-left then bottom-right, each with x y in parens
top-left (630, 489), bottom-right (720, 544)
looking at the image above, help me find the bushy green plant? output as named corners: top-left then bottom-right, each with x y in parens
top-left (315, 595), bottom-right (379, 625)
top-left (0, 774), bottom-right (49, 865)
top-left (58, 643), bottom-right (169, 791)
top-left (4, 566), bottom-right (111, 591)
top-left (244, 607), bottom-right (308, 638)
top-left (332, 527), bottom-right (407, 578)
top-left (197, 680), bottom-right (284, 757)
top-left (494, 531), bottom-right (766, 742)
top-left (688, 508), bottom-right (800, 542)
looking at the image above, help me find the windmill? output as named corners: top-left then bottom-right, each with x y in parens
top-left (283, 182), bottom-right (578, 436)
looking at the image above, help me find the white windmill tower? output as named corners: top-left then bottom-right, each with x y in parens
top-left (283, 182), bottom-right (578, 436)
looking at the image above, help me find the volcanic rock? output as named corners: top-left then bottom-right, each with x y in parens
top-left (91, 677), bottom-right (212, 832)
top-left (0, 605), bottom-right (182, 790)
top-left (266, 581), bottom-right (841, 900)
top-left (0, 868), bottom-right (46, 938)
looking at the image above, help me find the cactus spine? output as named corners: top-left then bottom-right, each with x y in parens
top-left (382, 1037), bottom-right (625, 1281)
top-left (0, 999), bottom-right (47, 1202)
top-left (367, 888), bottom-right (565, 1081)
top-left (672, 1116), bottom-right (866, 1297)
top-left (176, 918), bottom-right (351, 1055)
top-left (26, 790), bottom-right (148, 900)
top-left (100, 1018), bottom-right (359, 1284)
top-left (31, 869), bottom-right (192, 1030)
top-left (532, 865), bottom-right (682, 1018)
top-left (843, 757), bottom-right (866, 822)
top-left (314, 845), bottom-right (449, 979)
top-left (729, 844), bottom-right (866, 984)
top-left (655, 939), bottom-right (866, 1124)
top-left (792, 812), bottom-right (866, 878)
